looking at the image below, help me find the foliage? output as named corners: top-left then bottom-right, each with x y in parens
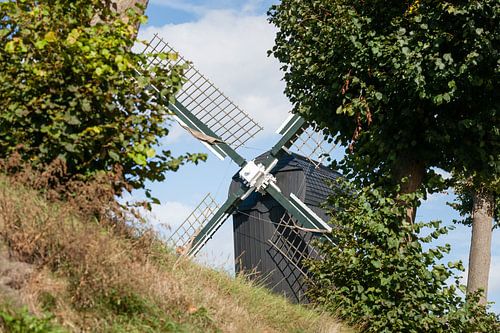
top-left (270, 1), bottom-right (499, 325)
top-left (269, 0), bottom-right (499, 190)
top-left (0, 306), bottom-right (66, 333)
top-left (448, 177), bottom-right (499, 228)
top-left (0, 0), bottom-right (205, 198)
top-left (305, 180), bottom-right (500, 332)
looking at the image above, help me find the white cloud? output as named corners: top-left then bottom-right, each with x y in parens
top-left (162, 122), bottom-right (188, 144)
top-left (150, 0), bottom-right (268, 16)
top-left (143, 201), bottom-right (193, 234)
top-left (139, 9), bottom-right (291, 139)
top-left (434, 168), bottom-right (452, 180)
top-left (242, 0), bottom-right (266, 14)
top-left (424, 191), bottom-right (450, 203)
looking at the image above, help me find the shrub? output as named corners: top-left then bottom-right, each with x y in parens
top-left (306, 180), bottom-right (500, 332)
top-left (0, 0), bottom-right (205, 199)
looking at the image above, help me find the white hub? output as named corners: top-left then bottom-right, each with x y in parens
top-left (239, 161), bottom-right (276, 193)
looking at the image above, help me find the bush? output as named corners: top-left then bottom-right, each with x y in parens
top-left (0, 0), bottom-right (205, 199)
top-left (306, 180), bottom-right (500, 332)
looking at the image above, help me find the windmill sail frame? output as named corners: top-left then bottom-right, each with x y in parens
top-left (141, 35), bottom-right (336, 263)
top-left (141, 34), bottom-right (263, 157)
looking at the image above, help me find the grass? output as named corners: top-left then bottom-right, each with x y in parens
top-left (0, 175), bottom-right (351, 333)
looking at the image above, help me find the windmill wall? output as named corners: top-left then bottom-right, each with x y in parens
top-left (230, 153), bottom-right (340, 303)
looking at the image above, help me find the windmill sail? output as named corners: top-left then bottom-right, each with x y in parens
top-left (275, 114), bottom-right (336, 168)
top-left (140, 34), bottom-right (263, 160)
top-left (167, 193), bottom-right (219, 255)
top-left (269, 213), bottom-right (324, 278)
top-left (287, 124), bottom-right (336, 168)
top-left (267, 213), bottom-right (324, 302)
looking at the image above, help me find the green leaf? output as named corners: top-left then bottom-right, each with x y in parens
top-left (106, 150), bottom-right (118, 162)
top-left (132, 153), bottom-right (147, 166)
top-left (66, 29), bottom-right (80, 45)
top-left (44, 31), bottom-right (57, 43)
top-left (35, 39), bottom-right (48, 49)
top-left (145, 147), bottom-right (156, 158)
top-left (5, 40), bottom-right (16, 53)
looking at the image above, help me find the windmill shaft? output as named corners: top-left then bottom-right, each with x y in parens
top-left (265, 183), bottom-right (330, 233)
top-left (270, 114), bottom-right (305, 156)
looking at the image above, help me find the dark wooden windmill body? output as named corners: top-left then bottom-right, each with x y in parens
top-left (231, 152), bottom-right (340, 303)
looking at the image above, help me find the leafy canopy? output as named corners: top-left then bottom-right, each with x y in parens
top-left (269, 0), bottom-right (499, 188)
top-left (0, 0), bottom-right (205, 196)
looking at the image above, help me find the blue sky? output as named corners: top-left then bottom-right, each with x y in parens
top-left (146, 0), bottom-right (277, 25)
top-left (136, 0), bottom-right (500, 313)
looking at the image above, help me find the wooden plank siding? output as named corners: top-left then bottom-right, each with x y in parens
top-left (231, 152), bottom-right (340, 303)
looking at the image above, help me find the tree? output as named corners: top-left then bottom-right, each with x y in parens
top-left (305, 180), bottom-right (500, 332)
top-left (114, 0), bottom-right (149, 16)
top-left (0, 0), bottom-right (205, 199)
top-left (268, 0), bottom-right (499, 224)
top-left (451, 177), bottom-right (499, 305)
top-left (467, 189), bottom-right (495, 305)
top-left (95, 0), bottom-right (149, 39)
top-left (269, 0), bottom-right (499, 307)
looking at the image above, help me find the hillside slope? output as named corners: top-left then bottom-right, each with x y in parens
top-left (0, 176), bottom-right (350, 333)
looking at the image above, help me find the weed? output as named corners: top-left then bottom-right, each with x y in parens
top-left (38, 291), bottom-right (57, 312)
top-left (0, 306), bottom-right (65, 333)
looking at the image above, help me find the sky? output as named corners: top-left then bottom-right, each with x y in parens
top-left (135, 0), bottom-right (500, 313)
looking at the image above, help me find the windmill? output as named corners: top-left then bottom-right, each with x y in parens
top-left (139, 34), bottom-right (337, 302)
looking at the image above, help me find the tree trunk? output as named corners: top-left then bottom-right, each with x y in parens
top-left (113, 0), bottom-right (149, 19)
top-left (393, 158), bottom-right (426, 224)
top-left (114, 0), bottom-right (149, 39)
top-left (467, 189), bottom-right (494, 305)
top-left (93, 0), bottom-right (149, 39)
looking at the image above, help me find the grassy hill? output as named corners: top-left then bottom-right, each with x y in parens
top-left (0, 176), bottom-right (351, 333)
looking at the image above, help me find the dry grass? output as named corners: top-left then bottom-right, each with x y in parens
top-left (0, 175), bottom-right (351, 332)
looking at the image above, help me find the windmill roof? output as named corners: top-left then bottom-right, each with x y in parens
top-left (231, 152), bottom-right (341, 211)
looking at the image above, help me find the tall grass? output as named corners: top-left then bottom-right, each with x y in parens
top-left (0, 175), bottom-right (349, 332)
